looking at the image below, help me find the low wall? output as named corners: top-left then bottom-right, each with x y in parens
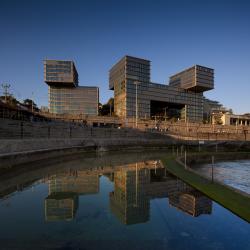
top-left (1, 118), bottom-right (250, 141)
top-left (0, 138), bottom-right (174, 168)
top-left (0, 118), bottom-right (163, 140)
top-left (1, 117), bottom-right (250, 169)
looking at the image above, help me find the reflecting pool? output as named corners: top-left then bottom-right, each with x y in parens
top-left (0, 151), bottom-right (249, 249)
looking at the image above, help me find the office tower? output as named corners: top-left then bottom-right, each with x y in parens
top-left (44, 60), bottom-right (99, 115)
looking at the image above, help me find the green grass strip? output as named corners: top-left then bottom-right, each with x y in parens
top-left (161, 155), bottom-right (250, 223)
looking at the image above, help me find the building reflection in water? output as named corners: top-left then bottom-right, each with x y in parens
top-left (109, 160), bottom-right (212, 225)
top-left (45, 193), bottom-right (79, 222)
top-left (109, 162), bottom-right (151, 225)
top-left (45, 170), bottom-right (99, 221)
top-left (44, 161), bottom-right (212, 223)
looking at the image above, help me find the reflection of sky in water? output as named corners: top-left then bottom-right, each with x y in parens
top-left (0, 154), bottom-right (249, 249)
top-left (197, 160), bottom-right (250, 194)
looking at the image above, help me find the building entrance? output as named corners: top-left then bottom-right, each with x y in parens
top-left (150, 100), bottom-right (185, 120)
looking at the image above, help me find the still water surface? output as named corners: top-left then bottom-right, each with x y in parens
top-left (0, 151), bottom-right (249, 250)
top-left (195, 160), bottom-right (250, 194)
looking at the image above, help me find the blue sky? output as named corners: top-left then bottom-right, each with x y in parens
top-left (0, 0), bottom-right (250, 113)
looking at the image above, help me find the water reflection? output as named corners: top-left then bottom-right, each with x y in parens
top-left (45, 171), bottom-right (99, 221)
top-left (45, 192), bottom-right (79, 221)
top-left (41, 159), bottom-right (212, 224)
top-left (0, 152), bottom-right (249, 250)
top-left (110, 162), bottom-right (152, 225)
top-left (169, 190), bottom-right (212, 217)
top-left (109, 161), bottom-right (212, 224)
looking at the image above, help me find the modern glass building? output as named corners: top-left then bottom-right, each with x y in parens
top-left (44, 60), bottom-right (99, 115)
top-left (169, 65), bottom-right (214, 92)
top-left (109, 56), bottom-right (214, 122)
top-left (44, 60), bottom-right (78, 87)
top-left (48, 86), bottom-right (99, 115)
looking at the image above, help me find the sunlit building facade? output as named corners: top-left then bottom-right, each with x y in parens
top-left (109, 56), bottom-right (214, 122)
top-left (48, 86), bottom-right (99, 115)
top-left (44, 60), bottom-right (79, 87)
top-left (44, 60), bottom-right (99, 115)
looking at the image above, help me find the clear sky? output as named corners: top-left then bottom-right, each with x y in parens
top-left (0, 0), bottom-right (250, 113)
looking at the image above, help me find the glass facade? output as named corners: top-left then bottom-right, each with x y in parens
top-left (49, 86), bottom-right (99, 115)
top-left (44, 60), bottom-right (78, 87)
top-left (169, 65), bottom-right (214, 92)
top-left (44, 59), bottom-right (99, 115)
top-left (109, 56), bottom-right (213, 122)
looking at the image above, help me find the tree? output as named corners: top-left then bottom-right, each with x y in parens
top-left (107, 98), bottom-right (114, 107)
top-left (23, 98), bottom-right (39, 112)
top-left (99, 98), bottom-right (114, 116)
top-left (0, 95), bottom-right (19, 107)
top-left (98, 102), bottom-right (103, 114)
